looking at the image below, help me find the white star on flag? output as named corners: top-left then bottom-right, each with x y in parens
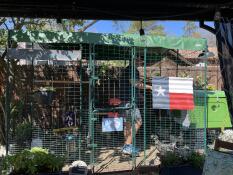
top-left (155, 85), bottom-right (165, 96)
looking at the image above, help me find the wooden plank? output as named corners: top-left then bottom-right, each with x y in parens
top-left (94, 146), bottom-right (160, 173)
top-left (214, 139), bottom-right (233, 151)
top-left (53, 127), bottom-right (79, 133)
top-left (34, 80), bottom-right (89, 84)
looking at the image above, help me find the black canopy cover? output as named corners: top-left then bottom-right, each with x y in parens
top-left (0, 0), bottom-right (232, 20)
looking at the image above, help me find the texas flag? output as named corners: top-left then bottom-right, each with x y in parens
top-left (152, 77), bottom-right (194, 110)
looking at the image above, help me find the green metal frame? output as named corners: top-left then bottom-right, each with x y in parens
top-left (131, 47), bottom-right (136, 168)
top-left (204, 50), bottom-right (208, 152)
top-left (88, 43), bottom-right (95, 166)
top-left (78, 44), bottom-right (83, 160)
top-left (143, 48), bottom-right (147, 164)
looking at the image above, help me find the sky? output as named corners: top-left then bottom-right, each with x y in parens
top-left (0, 19), bottom-right (215, 44)
top-left (86, 20), bottom-right (214, 37)
top-left (0, 19), bottom-right (214, 37)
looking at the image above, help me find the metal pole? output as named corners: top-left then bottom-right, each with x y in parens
top-left (30, 49), bottom-right (35, 150)
top-left (143, 48), bottom-right (147, 163)
top-left (79, 44), bottom-right (83, 160)
top-left (203, 49), bottom-right (208, 153)
top-left (88, 44), bottom-right (94, 165)
top-left (131, 47), bottom-right (136, 168)
top-left (91, 44), bottom-right (96, 166)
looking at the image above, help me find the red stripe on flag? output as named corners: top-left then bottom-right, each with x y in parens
top-left (169, 93), bottom-right (194, 110)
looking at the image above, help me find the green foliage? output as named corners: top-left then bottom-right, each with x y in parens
top-left (160, 151), bottom-right (205, 169)
top-left (0, 29), bottom-right (7, 47)
top-left (194, 76), bottom-right (206, 90)
top-left (187, 152), bottom-right (205, 169)
top-left (98, 61), bottom-right (128, 76)
top-left (183, 22), bottom-right (200, 38)
top-left (0, 18), bottom-right (98, 145)
top-left (30, 147), bottom-right (49, 154)
top-left (179, 73), bottom-right (214, 90)
top-left (3, 147), bottom-right (64, 175)
top-left (99, 64), bottom-right (109, 76)
top-left (127, 21), bottom-right (166, 36)
top-left (206, 84), bottom-right (215, 91)
top-left (2, 18), bottom-right (95, 32)
top-left (15, 121), bottom-right (32, 146)
top-left (61, 19), bottom-right (86, 32)
top-left (179, 72), bottom-right (190, 78)
top-left (194, 76), bottom-right (214, 90)
top-left (160, 152), bottom-right (183, 167)
top-left (0, 18), bottom-right (97, 48)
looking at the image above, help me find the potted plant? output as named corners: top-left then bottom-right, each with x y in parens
top-left (160, 151), bottom-right (204, 175)
top-left (2, 147), bottom-right (64, 175)
top-left (33, 87), bottom-right (56, 105)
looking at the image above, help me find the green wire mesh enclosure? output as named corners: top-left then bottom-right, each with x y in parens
top-left (5, 30), bottom-right (229, 173)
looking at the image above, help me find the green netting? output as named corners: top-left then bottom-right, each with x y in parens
top-left (9, 30), bottom-right (207, 51)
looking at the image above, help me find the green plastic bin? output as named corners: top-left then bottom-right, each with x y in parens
top-left (189, 90), bottom-right (232, 129)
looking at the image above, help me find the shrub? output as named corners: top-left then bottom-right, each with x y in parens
top-left (187, 152), bottom-right (205, 169)
top-left (2, 147), bottom-right (64, 175)
top-left (160, 151), bottom-right (205, 169)
top-left (15, 121), bottom-right (32, 146)
top-left (160, 152), bottom-right (183, 167)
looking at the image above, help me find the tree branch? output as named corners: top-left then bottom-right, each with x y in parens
top-left (199, 20), bottom-right (216, 34)
top-left (21, 21), bottom-right (41, 26)
top-left (4, 22), bottom-right (9, 30)
top-left (1, 49), bottom-right (7, 59)
top-left (11, 17), bottom-right (16, 28)
top-left (78, 20), bottom-right (98, 32)
top-left (0, 18), bottom-right (6, 27)
top-left (0, 100), bottom-right (6, 144)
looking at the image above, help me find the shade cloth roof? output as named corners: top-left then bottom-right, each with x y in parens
top-left (0, 1), bottom-right (232, 20)
top-left (9, 30), bottom-right (207, 51)
top-left (6, 49), bottom-right (81, 61)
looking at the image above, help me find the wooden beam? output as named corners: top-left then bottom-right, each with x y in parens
top-left (34, 80), bottom-right (89, 84)
top-left (214, 139), bottom-right (233, 151)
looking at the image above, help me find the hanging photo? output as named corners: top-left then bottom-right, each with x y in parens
top-left (102, 117), bottom-right (123, 132)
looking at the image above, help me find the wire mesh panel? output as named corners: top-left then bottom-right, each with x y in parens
top-left (87, 46), bottom-right (209, 173)
top-left (144, 48), bottom-right (207, 157)
top-left (7, 31), bottom-right (222, 174)
top-left (89, 45), bottom-right (135, 172)
top-left (7, 45), bottom-right (89, 164)
top-left (32, 61), bottom-right (83, 163)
